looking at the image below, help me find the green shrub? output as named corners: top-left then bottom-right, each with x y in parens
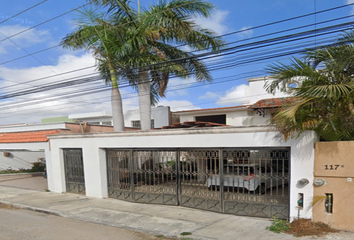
top-left (29, 162), bottom-right (45, 172)
top-left (267, 218), bottom-right (290, 233)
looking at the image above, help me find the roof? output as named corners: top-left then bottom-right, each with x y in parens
top-left (0, 130), bottom-right (61, 143)
top-left (155, 121), bottom-right (229, 129)
top-left (248, 97), bottom-right (295, 109)
top-left (173, 105), bottom-right (248, 114)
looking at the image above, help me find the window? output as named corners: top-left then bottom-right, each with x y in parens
top-left (131, 120), bottom-right (155, 129)
top-left (195, 114), bottom-right (226, 124)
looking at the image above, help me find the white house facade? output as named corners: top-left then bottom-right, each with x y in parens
top-left (47, 126), bottom-right (318, 221)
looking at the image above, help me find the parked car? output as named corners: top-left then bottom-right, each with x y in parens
top-left (206, 163), bottom-right (283, 193)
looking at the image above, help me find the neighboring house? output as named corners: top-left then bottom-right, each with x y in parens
top-left (124, 105), bottom-right (171, 129)
top-left (173, 76), bottom-right (292, 126)
top-left (0, 122), bottom-right (114, 172)
top-left (46, 106), bottom-right (173, 129)
top-left (68, 111), bottom-right (113, 126)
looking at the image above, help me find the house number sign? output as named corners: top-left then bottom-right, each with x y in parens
top-left (324, 165), bottom-right (344, 170)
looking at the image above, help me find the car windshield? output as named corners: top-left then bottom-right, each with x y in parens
top-left (227, 166), bottom-right (255, 175)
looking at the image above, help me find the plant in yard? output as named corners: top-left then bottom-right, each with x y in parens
top-left (265, 31), bottom-right (354, 141)
top-left (266, 217), bottom-right (290, 233)
top-left (63, 0), bottom-right (223, 131)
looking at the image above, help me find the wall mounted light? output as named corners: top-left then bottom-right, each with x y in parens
top-left (3, 152), bottom-right (10, 157)
top-left (314, 178), bottom-right (326, 186)
top-left (297, 178), bottom-right (309, 186)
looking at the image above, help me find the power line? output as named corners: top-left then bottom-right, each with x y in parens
top-left (0, 2), bottom-right (354, 118)
top-left (0, 0), bottom-right (50, 26)
top-left (0, 71), bottom-right (268, 119)
top-left (0, 1), bottom-right (352, 68)
top-left (2, 9), bottom-right (353, 93)
top-left (0, 22), bottom-right (350, 104)
top-left (0, 2), bottom-right (90, 44)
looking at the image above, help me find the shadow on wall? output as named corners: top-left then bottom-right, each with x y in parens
top-left (0, 151), bottom-right (45, 171)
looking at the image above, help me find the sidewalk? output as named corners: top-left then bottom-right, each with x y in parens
top-left (0, 185), bottom-right (352, 240)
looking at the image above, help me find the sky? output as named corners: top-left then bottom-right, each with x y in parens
top-left (0, 0), bottom-right (353, 125)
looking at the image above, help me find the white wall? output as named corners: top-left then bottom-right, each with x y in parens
top-left (179, 114), bottom-right (194, 123)
top-left (0, 123), bottom-right (67, 133)
top-left (0, 142), bottom-right (53, 190)
top-left (0, 150), bottom-right (45, 170)
top-left (226, 110), bottom-right (251, 126)
top-left (125, 106), bottom-right (170, 128)
top-left (179, 109), bottom-right (269, 126)
top-left (247, 77), bottom-right (289, 104)
top-left (48, 127), bottom-right (317, 220)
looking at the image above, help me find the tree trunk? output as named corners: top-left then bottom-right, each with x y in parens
top-left (349, 102), bottom-right (354, 115)
top-left (138, 70), bottom-right (151, 130)
top-left (109, 66), bottom-right (125, 132)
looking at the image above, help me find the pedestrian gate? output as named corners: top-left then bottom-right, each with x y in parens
top-left (63, 148), bottom-right (85, 194)
top-left (106, 148), bottom-right (290, 219)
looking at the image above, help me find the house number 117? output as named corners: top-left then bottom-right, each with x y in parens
top-left (324, 165), bottom-right (340, 170)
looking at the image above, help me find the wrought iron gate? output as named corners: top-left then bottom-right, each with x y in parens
top-left (106, 148), bottom-right (290, 219)
top-left (63, 148), bottom-right (85, 194)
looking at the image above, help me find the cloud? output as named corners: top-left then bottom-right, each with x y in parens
top-left (194, 10), bottom-right (229, 35)
top-left (157, 100), bottom-right (200, 111)
top-left (199, 91), bottom-right (220, 100)
top-left (237, 26), bottom-right (254, 39)
top-left (347, 0), bottom-right (354, 15)
top-left (0, 25), bottom-right (50, 54)
top-left (166, 77), bottom-right (196, 96)
top-left (0, 53), bottom-right (139, 125)
top-left (216, 84), bottom-right (250, 106)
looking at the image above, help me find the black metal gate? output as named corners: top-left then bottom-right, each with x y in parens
top-left (63, 148), bottom-right (85, 194)
top-left (106, 148), bottom-right (290, 219)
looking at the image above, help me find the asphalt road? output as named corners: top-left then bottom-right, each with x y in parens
top-left (0, 207), bottom-right (166, 240)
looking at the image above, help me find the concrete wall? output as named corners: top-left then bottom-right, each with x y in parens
top-left (179, 109), bottom-right (269, 126)
top-left (48, 127), bottom-right (317, 220)
top-left (125, 106), bottom-right (171, 128)
top-left (246, 77), bottom-right (289, 105)
top-left (313, 141), bottom-right (354, 231)
top-left (0, 142), bottom-right (52, 190)
top-left (65, 123), bottom-right (114, 133)
top-left (0, 150), bottom-right (45, 170)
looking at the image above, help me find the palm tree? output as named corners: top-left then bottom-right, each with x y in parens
top-left (89, 0), bottom-right (223, 130)
top-left (265, 33), bottom-right (354, 141)
top-left (62, 8), bottom-right (133, 131)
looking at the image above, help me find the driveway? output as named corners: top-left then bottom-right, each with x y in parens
top-left (0, 176), bottom-right (47, 191)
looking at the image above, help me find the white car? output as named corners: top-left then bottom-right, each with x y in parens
top-left (206, 164), bottom-right (281, 193)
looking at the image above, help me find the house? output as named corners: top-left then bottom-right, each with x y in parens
top-left (47, 123), bottom-right (317, 221)
top-left (0, 122), bottom-right (114, 171)
top-left (43, 105), bottom-right (173, 129)
top-left (173, 76), bottom-right (291, 126)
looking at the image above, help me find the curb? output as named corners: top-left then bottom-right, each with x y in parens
top-left (0, 200), bottom-right (62, 217)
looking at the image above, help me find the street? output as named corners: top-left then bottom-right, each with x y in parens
top-left (0, 207), bottom-right (165, 240)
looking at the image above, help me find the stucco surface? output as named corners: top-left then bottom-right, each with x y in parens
top-left (48, 128), bottom-right (317, 220)
top-left (314, 141), bottom-right (354, 231)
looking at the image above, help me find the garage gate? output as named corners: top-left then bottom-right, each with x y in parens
top-left (63, 149), bottom-right (86, 194)
top-left (106, 148), bottom-right (290, 219)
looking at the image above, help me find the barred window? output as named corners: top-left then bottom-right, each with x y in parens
top-left (131, 120), bottom-right (154, 129)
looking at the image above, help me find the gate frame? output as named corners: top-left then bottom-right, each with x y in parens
top-left (63, 148), bottom-right (86, 194)
top-left (105, 147), bottom-right (291, 218)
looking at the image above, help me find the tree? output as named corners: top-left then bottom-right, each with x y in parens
top-left (265, 33), bottom-right (354, 141)
top-left (86, 0), bottom-right (223, 130)
top-left (62, 8), bottom-right (134, 131)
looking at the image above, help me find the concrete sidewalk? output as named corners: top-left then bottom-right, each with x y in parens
top-left (0, 185), bottom-right (352, 240)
